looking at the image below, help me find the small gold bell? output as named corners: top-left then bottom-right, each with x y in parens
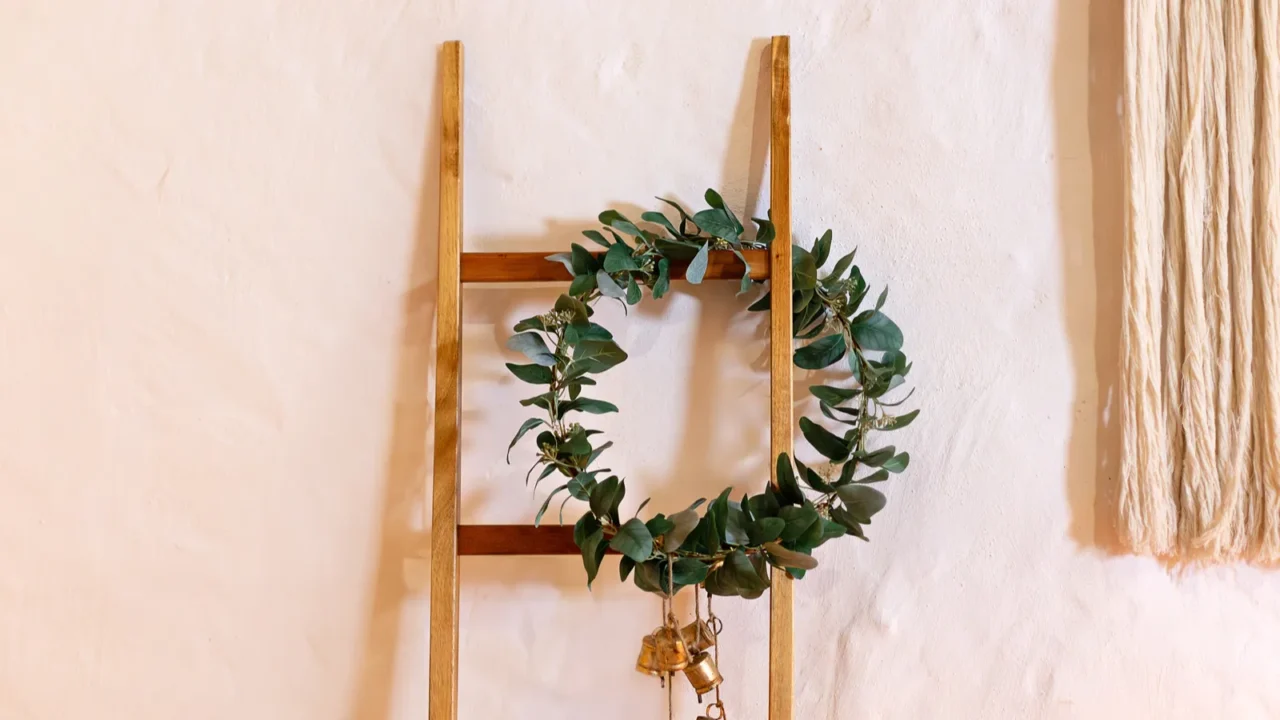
top-left (683, 651), bottom-right (723, 698)
top-left (635, 632), bottom-right (663, 676)
top-left (651, 625), bottom-right (690, 672)
top-left (680, 618), bottom-right (717, 655)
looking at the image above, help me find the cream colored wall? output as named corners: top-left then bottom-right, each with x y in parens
top-left (3, 1), bottom-right (1279, 718)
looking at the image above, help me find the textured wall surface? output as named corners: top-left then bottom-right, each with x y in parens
top-left (3, 1), bottom-right (1280, 718)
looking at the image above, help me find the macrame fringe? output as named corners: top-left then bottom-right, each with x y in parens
top-left (1121, 0), bottom-right (1280, 561)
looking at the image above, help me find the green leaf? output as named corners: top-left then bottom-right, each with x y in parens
top-left (792, 246), bottom-right (818, 291)
top-left (763, 541), bottom-right (819, 570)
top-left (641, 211), bottom-right (678, 237)
top-left (519, 393), bottom-right (554, 411)
top-left (850, 311), bottom-right (904, 351)
top-left (796, 509), bottom-right (827, 549)
top-left (652, 258), bottom-right (671, 299)
top-left (881, 409), bottom-right (920, 430)
top-left (835, 485), bottom-right (887, 523)
top-left (570, 243), bottom-right (597, 275)
top-left (531, 462), bottom-right (557, 488)
top-left (569, 272), bottom-right (596, 297)
top-left (809, 385), bottom-right (859, 406)
top-left (774, 452), bottom-right (805, 505)
top-left (794, 334), bottom-right (847, 370)
top-left (778, 504), bottom-right (820, 541)
top-left (535, 484), bottom-right (570, 526)
top-left (811, 229), bottom-right (832, 267)
top-left (585, 440), bottom-right (613, 467)
top-left (703, 561), bottom-right (740, 597)
top-left (546, 252), bottom-right (574, 275)
top-left (678, 515), bottom-right (715, 554)
top-left (693, 209), bottom-right (738, 240)
top-left (747, 492), bottom-right (780, 519)
top-left (513, 315), bottom-right (547, 332)
top-left (559, 397), bottom-right (619, 417)
top-left (794, 289), bottom-right (813, 315)
top-left (709, 487), bottom-right (733, 545)
top-left (599, 209), bottom-right (642, 237)
top-left (603, 243), bottom-right (640, 272)
top-left (663, 510), bottom-right (700, 551)
top-left (748, 517), bottom-right (786, 545)
top-left (506, 332), bottom-right (556, 366)
top-left (506, 363), bottom-right (554, 384)
top-left (752, 214), bottom-right (775, 245)
top-left (820, 519), bottom-right (848, 542)
top-left (580, 528), bottom-right (608, 588)
top-left (799, 417), bottom-right (853, 462)
top-left (686, 242), bottom-right (711, 284)
top-left (619, 555), bottom-right (636, 582)
top-left (574, 512), bottom-right (601, 546)
top-left (724, 549), bottom-right (770, 597)
top-left (669, 557), bottom-right (710, 587)
top-left (882, 452), bottom-right (910, 473)
top-left (566, 322), bottom-right (612, 344)
top-left (582, 230), bottom-right (612, 248)
top-left (793, 298), bottom-right (824, 338)
top-left (554, 294), bottom-right (590, 325)
top-left (645, 514), bottom-right (675, 538)
top-left (725, 505), bottom-right (750, 545)
top-left (830, 505), bottom-right (867, 539)
top-left (559, 427), bottom-right (592, 455)
top-left (704, 188), bottom-right (727, 211)
top-left (632, 560), bottom-right (663, 593)
top-left (795, 458), bottom-right (835, 492)
top-left (596, 269), bottom-right (627, 299)
top-left (819, 402), bottom-right (860, 426)
top-left (875, 286), bottom-right (889, 311)
top-left (506, 418), bottom-right (546, 461)
top-left (609, 518), bottom-right (654, 562)
top-left (625, 275), bottom-right (642, 305)
top-left (589, 476), bottom-right (625, 523)
top-left (656, 197), bottom-right (695, 231)
top-left (747, 290), bottom-right (771, 312)
top-left (854, 469), bottom-right (890, 484)
top-left (858, 446), bottom-right (896, 467)
top-left (567, 471), bottom-right (599, 500)
top-left (571, 339), bottom-right (628, 373)
top-left (823, 250), bottom-right (855, 286)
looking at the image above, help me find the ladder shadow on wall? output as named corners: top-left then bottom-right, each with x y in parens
top-left (1056, 0), bottom-right (1125, 553)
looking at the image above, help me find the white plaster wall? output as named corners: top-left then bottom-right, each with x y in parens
top-left (3, 1), bottom-right (1279, 718)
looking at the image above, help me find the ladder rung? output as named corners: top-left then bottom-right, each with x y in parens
top-left (458, 524), bottom-right (615, 556)
top-left (460, 250), bottom-right (770, 284)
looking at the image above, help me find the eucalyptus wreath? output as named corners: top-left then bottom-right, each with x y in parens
top-left (504, 190), bottom-right (917, 598)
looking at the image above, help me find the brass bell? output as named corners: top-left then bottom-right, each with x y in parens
top-left (635, 632), bottom-right (663, 676)
top-left (683, 651), bottom-right (723, 698)
top-left (651, 625), bottom-right (690, 672)
top-left (680, 618), bottom-right (717, 655)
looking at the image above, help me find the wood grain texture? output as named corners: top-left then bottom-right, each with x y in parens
top-left (458, 524), bottom-right (616, 555)
top-left (767, 34), bottom-right (795, 720)
top-left (428, 40), bottom-right (462, 720)
top-left (460, 249), bottom-right (769, 283)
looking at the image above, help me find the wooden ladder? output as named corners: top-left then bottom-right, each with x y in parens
top-left (428, 36), bottom-right (796, 720)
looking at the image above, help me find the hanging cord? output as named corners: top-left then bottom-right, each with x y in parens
top-left (708, 587), bottom-right (724, 716)
top-left (666, 557), bottom-right (675, 720)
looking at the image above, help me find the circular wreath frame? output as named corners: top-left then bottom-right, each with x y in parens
top-left (504, 189), bottom-right (917, 598)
